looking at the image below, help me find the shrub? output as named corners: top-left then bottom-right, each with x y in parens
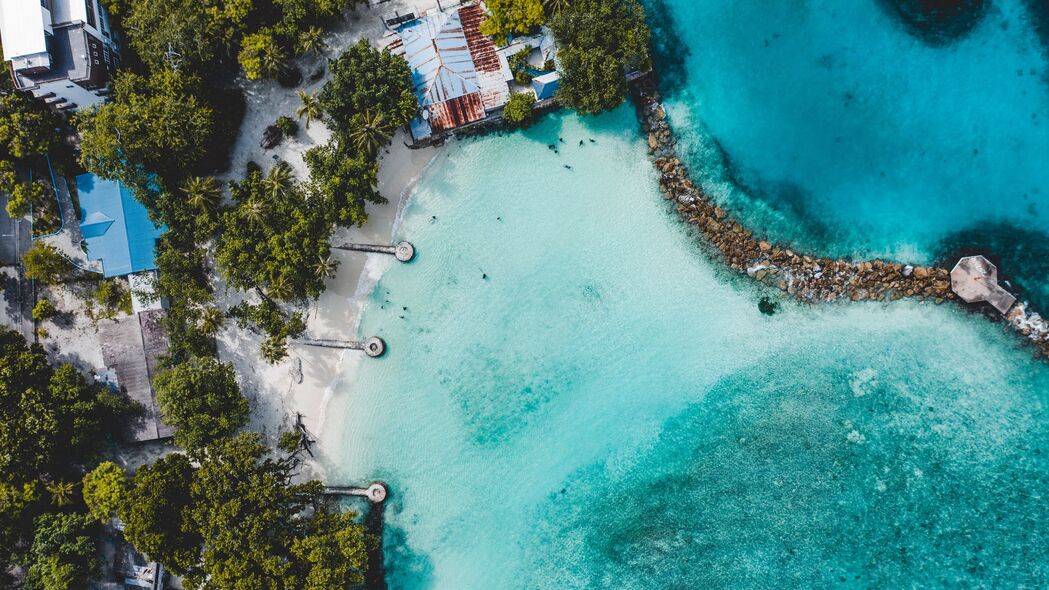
top-left (275, 116), bottom-right (299, 138)
top-left (514, 70), bottom-right (533, 85)
top-left (503, 92), bottom-right (536, 127)
top-left (22, 242), bottom-right (71, 284)
top-left (31, 298), bottom-right (56, 321)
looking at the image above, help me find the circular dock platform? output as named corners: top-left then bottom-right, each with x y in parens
top-left (366, 482), bottom-right (388, 503)
top-left (364, 337), bottom-right (386, 357)
top-left (395, 241), bottom-right (416, 262)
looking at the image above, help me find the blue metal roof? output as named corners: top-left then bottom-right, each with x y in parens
top-left (77, 173), bottom-right (166, 278)
top-left (532, 71), bottom-right (560, 100)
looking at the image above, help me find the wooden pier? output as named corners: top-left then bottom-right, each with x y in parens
top-left (298, 336), bottom-right (386, 357)
top-left (335, 240), bottom-right (415, 262)
top-left (324, 482), bottom-right (388, 503)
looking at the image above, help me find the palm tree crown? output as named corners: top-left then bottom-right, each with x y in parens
top-left (262, 162), bottom-right (295, 201)
top-left (296, 90), bottom-right (324, 129)
top-left (347, 110), bottom-right (394, 157)
top-left (182, 176), bottom-right (223, 213)
top-left (298, 26), bottom-right (328, 56)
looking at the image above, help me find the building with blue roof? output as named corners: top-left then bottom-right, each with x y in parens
top-left (531, 71), bottom-right (560, 100)
top-left (77, 173), bottom-right (165, 278)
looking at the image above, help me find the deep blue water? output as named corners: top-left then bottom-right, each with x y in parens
top-left (650, 0), bottom-right (1049, 309)
top-left (326, 2), bottom-right (1049, 587)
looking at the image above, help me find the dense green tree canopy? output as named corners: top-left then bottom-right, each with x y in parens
top-left (120, 0), bottom-right (253, 71)
top-left (480, 0), bottom-right (546, 45)
top-left (183, 433), bottom-right (368, 589)
top-left (120, 453), bottom-right (202, 576)
top-left (75, 70), bottom-right (214, 199)
top-left (24, 512), bottom-right (99, 590)
top-left (303, 141), bottom-right (384, 227)
top-left (319, 40), bottom-right (417, 136)
top-left (215, 165), bottom-right (332, 302)
top-left (0, 92), bottom-right (57, 160)
top-left (0, 160), bottom-right (49, 219)
top-left (153, 357), bottom-right (249, 450)
top-left (550, 0), bottom-right (651, 114)
top-left (0, 329), bottom-right (136, 485)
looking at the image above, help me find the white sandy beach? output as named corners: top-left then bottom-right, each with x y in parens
top-left (213, 0), bottom-right (443, 463)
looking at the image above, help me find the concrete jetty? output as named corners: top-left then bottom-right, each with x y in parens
top-left (630, 76), bottom-right (1049, 359)
top-left (324, 482), bottom-right (388, 503)
top-left (298, 336), bottom-right (386, 357)
top-left (950, 255), bottom-right (1016, 314)
top-left (335, 240), bottom-right (415, 262)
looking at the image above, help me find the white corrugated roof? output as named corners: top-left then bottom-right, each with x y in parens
top-left (0, 0), bottom-right (49, 60)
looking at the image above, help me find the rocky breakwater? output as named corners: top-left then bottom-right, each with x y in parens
top-left (631, 78), bottom-right (1049, 359)
top-left (633, 81), bottom-right (954, 307)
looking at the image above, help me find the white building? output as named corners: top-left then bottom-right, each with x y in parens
top-left (0, 0), bottom-right (120, 112)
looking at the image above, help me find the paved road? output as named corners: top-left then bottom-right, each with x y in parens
top-left (0, 194), bottom-right (35, 339)
top-left (0, 193), bottom-right (31, 266)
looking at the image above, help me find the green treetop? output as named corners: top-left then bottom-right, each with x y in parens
top-left (550, 0), bottom-right (651, 114)
top-left (319, 39), bottom-right (418, 137)
top-left (81, 462), bottom-right (128, 523)
top-left (0, 92), bottom-right (58, 160)
top-left (0, 329), bottom-right (136, 485)
top-left (215, 165), bottom-right (333, 303)
top-left (75, 70), bottom-right (214, 203)
top-left (120, 453), bottom-right (202, 577)
top-left (503, 92), bottom-right (537, 127)
top-left (153, 357), bottom-right (249, 450)
top-left (24, 512), bottom-right (99, 590)
top-left (480, 0), bottom-right (545, 45)
top-left (120, 0), bottom-right (252, 72)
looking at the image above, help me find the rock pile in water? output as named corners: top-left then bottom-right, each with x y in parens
top-left (630, 78), bottom-right (1049, 358)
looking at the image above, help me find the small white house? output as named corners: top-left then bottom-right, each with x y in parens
top-left (0, 0), bottom-right (120, 112)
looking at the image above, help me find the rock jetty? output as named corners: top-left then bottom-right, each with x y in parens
top-left (630, 78), bottom-right (1049, 358)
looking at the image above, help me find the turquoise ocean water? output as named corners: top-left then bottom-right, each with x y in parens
top-left (328, 3), bottom-right (1049, 587)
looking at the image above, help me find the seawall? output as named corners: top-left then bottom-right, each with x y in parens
top-left (630, 78), bottom-right (1049, 358)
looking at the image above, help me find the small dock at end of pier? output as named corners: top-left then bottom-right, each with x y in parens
top-left (950, 255), bottom-right (1016, 314)
top-left (324, 482), bottom-right (388, 504)
top-left (335, 240), bottom-right (415, 263)
top-left (298, 336), bottom-right (386, 357)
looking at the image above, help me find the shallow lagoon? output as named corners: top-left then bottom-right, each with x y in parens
top-left (328, 107), bottom-right (1049, 587)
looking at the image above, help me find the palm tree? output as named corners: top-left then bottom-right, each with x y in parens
top-left (45, 480), bottom-right (75, 506)
top-left (260, 43), bottom-right (288, 79)
top-left (543, 0), bottom-right (572, 15)
top-left (260, 335), bottom-right (289, 364)
top-left (347, 110), bottom-right (393, 157)
top-left (199, 306), bottom-right (224, 336)
top-left (241, 198), bottom-right (266, 225)
top-left (313, 254), bottom-right (338, 280)
top-left (266, 274), bottom-right (294, 302)
top-left (182, 175), bottom-right (223, 213)
top-left (262, 162), bottom-right (294, 201)
top-left (296, 90), bottom-right (323, 129)
top-left (298, 26), bottom-right (328, 56)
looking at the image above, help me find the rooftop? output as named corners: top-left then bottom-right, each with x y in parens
top-left (950, 255), bottom-right (1017, 314)
top-left (384, 2), bottom-right (510, 138)
top-left (0, 0), bottom-right (50, 61)
top-left (77, 174), bottom-right (166, 278)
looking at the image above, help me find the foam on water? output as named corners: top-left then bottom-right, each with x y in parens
top-left (327, 108), bottom-right (1049, 587)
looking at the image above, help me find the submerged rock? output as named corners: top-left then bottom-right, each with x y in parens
top-left (758, 297), bottom-right (779, 316)
top-left (882, 0), bottom-right (987, 44)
